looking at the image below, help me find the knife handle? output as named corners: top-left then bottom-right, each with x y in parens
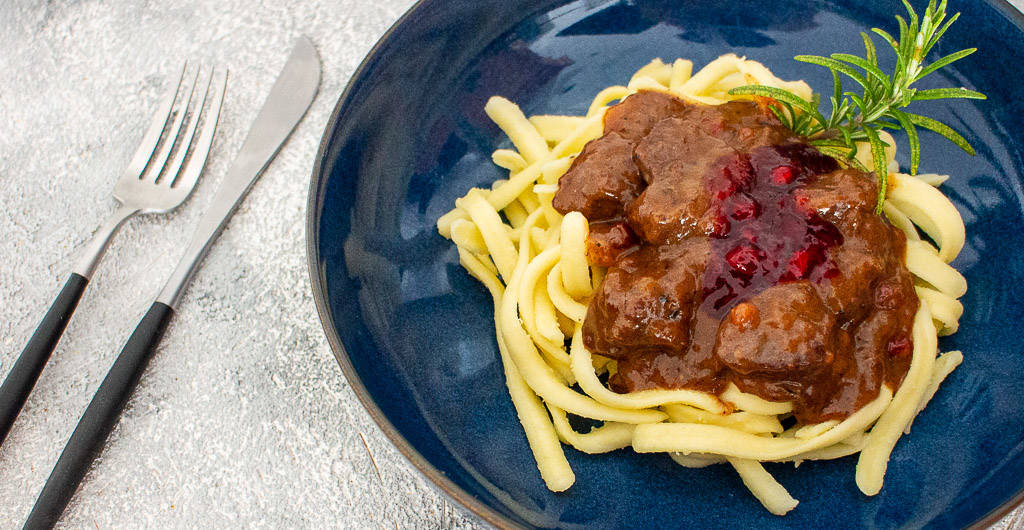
top-left (0, 273), bottom-right (89, 446)
top-left (24, 302), bottom-right (174, 530)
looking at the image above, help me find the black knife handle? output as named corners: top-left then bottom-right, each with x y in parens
top-left (24, 302), bottom-right (174, 530)
top-left (0, 273), bottom-right (89, 446)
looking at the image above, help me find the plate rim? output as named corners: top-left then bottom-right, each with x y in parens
top-left (304, 0), bottom-right (518, 526)
top-left (304, 0), bottom-right (1024, 527)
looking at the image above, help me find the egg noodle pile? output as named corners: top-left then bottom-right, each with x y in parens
top-left (436, 54), bottom-right (967, 514)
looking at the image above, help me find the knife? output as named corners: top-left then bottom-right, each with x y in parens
top-left (23, 37), bottom-right (321, 530)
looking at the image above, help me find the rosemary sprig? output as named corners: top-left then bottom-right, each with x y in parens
top-left (729, 0), bottom-right (986, 213)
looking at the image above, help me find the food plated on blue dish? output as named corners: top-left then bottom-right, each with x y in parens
top-left (309, 0), bottom-right (1024, 527)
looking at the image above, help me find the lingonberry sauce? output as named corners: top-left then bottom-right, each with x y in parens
top-left (553, 90), bottom-right (917, 422)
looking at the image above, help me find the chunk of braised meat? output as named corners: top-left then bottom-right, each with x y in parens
top-left (585, 220), bottom-right (638, 267)
top-left (794, 168), bottom-right (878, 221)
top-left (749, 143), bottom-right (840, 185)
top-left (819, 211), bottom-right (907, 322)
top-left (632, 116), bottom-right (734, 185)
top-left (552, 132), bottom-right (643, 220)
top-left (871, 267), bottom-right (918, 384)
top-left (608, 349), bottom-right (717, 394)
top-left (602, 90), bottom-right (691, 143)
top-left (805, 271), bottom-right (917, 422)
top-left (624, 117), bottom-right (730, 243)
top-left (583, 238), bottom-right (709, 359)
top-left (553, 92), bottom-right (921, 421)
top-left (690, 101), bottom-right (799, 152)
top-left (715, 282), bottom-right (837, 384)
top-left (625, 179), bottom-right (715, 244)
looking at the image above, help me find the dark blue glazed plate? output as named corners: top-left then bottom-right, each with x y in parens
top-left (307, 0), bottom-right (1024, 527)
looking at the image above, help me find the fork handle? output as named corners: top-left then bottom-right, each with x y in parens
top-left (0, 205), bottom-right (136, 449)
top-left (24, 302), bottom-right (174, 530)
top-left (0, 274), bottom-right (89, 446)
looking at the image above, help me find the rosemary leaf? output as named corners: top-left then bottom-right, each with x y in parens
top-left (914, 48), bottom-right (977, 81)
top-left (903, 112), bottom-right (976, 155)
top-left (768, 104), bottom-right (793, 130)
top-left (863, 126), bottom-right (890, 213)
top-left (872, 27), bottom-right (900, 52)
top-left (832, 53), bottom-right (891, 90)
top-left (926, 12), bottom-right (960, 54)
top-left (889, 109), bottom-right (922, 174)
top-left (911, 87), bottom-right (986, 100)
top-left (795, 55), bottom-right (869, 88)
top-left (726, 0), bottom-right (984, 210)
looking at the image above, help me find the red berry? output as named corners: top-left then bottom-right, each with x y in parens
top-left (729, 193), bottom-right (762, 220)
top-left (807, 217), bottom-right (843, 247)
top-left (715, 179), bottom-right (738, 200)
top-left (711, 216), bottom-right (731, 238)
top-left (725, 245), bottom-right (764, 276)
top-left (887, 337), bottom-right (912, 357)
top-left (771, 165), bottom-right (795, 184)
top-left (783, 246), bottom-right (824, 280)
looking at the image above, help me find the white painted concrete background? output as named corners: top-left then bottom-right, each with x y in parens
top-left (0, 0), bottom-right (1021, 528)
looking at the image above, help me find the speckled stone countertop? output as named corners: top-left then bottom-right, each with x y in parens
top-left (0, 1), bottom-right (1022, 528)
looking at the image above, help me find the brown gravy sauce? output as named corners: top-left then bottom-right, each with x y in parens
top-left (552, 90), bottom-right (917, 423)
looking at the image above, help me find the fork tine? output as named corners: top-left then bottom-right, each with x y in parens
top-left (123, 61), bottom-right (187, 181)
top-left (144, 66), bottom-right (200, 183)
top-left (173, 68), bottom-right (227, 194)
top-left (164, 69), bottom-right (213, 188)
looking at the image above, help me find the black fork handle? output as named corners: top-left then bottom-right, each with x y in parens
top-left (0, 273), bottom-right (89, 446)
top-left (24, 302), bottom-right (174, 530)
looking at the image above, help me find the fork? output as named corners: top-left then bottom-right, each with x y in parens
top-left (0, 64), bottom-right (227, 446)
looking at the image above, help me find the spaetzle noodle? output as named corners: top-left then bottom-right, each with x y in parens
top-left (436, 56), bottom-right (967, 515)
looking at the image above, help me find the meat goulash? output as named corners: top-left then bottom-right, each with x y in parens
top-left (555, 91), bottom-right (917, 423)
top-left (436, 49), bottom-right (971, 516)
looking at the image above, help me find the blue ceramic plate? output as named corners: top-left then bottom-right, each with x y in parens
top-left (307, 0), bottom-right (1024, 527)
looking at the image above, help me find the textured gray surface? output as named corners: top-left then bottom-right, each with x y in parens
top-left (0, 0), bottom-right (478, 528)
top-left (0, 0), bottom-right (1022, 529)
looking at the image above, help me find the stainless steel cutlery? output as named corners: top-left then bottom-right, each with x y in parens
top-left (0, 63), bottom-right (227, 445)
top-left (1, 37), bottom-right (321, 530)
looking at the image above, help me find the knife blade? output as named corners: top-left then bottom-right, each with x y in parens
top-left (158, 35), bottom-right (321, 307)
top-left (23, 37), bottom-right (321, 530)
